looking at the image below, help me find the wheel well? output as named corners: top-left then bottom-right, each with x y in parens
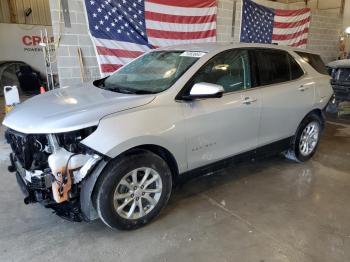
top-left (120, 145), bottom-right (179, 184)
top-left (306, 108), bottom-right (325, 128)
top-left (291, 108), bottom-right (325, 147)
top-left (310, 108), bottom-right (324, 119)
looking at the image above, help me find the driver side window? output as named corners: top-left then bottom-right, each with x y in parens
top-left (191, 49), bottom-right (251, 93)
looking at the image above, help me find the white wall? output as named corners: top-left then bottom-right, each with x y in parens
top-left (0, 23), bottom-right (53, 74)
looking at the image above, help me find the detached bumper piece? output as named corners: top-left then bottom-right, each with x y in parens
top-left (46, 201), bottom-right (84, 222)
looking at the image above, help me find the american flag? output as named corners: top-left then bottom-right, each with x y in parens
top-left (240, 0), bottom-right (311, 48)
top-left (84, 0), bottom-right (217, 76)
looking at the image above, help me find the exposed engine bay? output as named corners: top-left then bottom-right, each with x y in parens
top-left (5, 127), bottom-right (102, 221)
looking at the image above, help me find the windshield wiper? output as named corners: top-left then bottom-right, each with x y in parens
top-left (107, 86), bottom-right (154, 94)
top-left (130, 90), bottom-right (155, 94)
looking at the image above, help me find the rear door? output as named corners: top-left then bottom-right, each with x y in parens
top-left (295, 51), bottom-right (333, 103)
top-left (255, 49), bottom-right (315, 147)
top-left (182, 49), bottom-right (262, 170)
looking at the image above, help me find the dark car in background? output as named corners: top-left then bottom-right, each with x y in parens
top-left (0, 61), bottom-right (43, 96)
top-left (327, 59), bottom-right (350, 101)
top-left (327, 59), bottom-right (350, 118)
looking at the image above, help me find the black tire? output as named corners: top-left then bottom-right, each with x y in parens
top-left (284, 113), bottom-right (324, 162)
top-left (95, 150), bottom-right (172, 230)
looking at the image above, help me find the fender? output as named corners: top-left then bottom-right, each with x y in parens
top-left (80, 159), bottom-right (108, 221)
top-left (81, 103), bottom-right (188, 173)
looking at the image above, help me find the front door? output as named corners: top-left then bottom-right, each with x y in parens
top-left (181, 49), bottom-right (262, 170)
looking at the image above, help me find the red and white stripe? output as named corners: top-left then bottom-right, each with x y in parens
top-left (272, 8), bottom-right (311, 48)
top-left (145, 0), bottom-right (217, 47)
top-left (93, 38), bottom-right (150, 74)
top-left (94, 0), bottom-right (217, 75)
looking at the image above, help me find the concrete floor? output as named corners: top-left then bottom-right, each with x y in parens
top-left (0, 119), bottom-right (349, 262)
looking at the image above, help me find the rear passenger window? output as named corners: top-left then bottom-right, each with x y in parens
top-left (255, 49), bottom-right (305, 86)
top-left (295, 51), bottom-right (328, 75)
top-left (255, 50), bottom-right (290, 85)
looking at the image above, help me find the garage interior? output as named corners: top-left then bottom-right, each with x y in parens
top-left (0, 0), bottom-right (350, 261)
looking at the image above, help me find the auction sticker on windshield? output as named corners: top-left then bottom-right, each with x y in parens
top-left (180, 51), bottom-right (206, 58)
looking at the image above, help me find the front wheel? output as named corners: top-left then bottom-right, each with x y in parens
top-left (284, 113), bottom-right (323, 162)
top-left (95, 151), bottom-right (172, 230)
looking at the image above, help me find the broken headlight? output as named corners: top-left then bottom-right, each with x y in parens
top-left (56, 126), bottom-right (97, 153)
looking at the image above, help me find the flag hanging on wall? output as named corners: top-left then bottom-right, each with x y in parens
top-left (240, 0), bottom-right (311, 48)
top-left (84, 0), bottom-right (217, 76)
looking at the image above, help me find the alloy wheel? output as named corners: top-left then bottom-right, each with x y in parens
top-left (113, 167), bottom-right (162, 220)
top-left (299, 121), bottom-right (320, 156)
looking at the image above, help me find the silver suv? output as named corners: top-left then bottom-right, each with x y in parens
top-left (3, 43), bottom-right (333, 229)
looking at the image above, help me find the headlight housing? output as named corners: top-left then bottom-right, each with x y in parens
top-left (55, 126), bottom-right (97, 153)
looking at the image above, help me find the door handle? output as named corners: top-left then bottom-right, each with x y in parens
top-left (298, 85), bottom-right (309, 91)
top-left (242, 97), bottom-right (257, 105)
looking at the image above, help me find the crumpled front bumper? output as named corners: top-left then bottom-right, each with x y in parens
top-left (8, 150), bottom-right (107, 222)
top-left (10, 152), bottom-right (55, 205)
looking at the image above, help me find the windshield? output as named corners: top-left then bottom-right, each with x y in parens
top-left (96, 51), bottom-right (203, 94)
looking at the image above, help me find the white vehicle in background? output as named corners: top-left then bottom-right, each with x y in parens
top-left (3, 43), bottom-right (333, 230)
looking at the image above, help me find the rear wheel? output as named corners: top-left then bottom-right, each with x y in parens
top-left (284, 113), bottom-right (323, 162)
top-left (95, 151), bottom-right (172, 230)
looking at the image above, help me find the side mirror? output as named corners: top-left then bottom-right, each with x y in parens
top-left (182, 82), bottom-right (224, 100)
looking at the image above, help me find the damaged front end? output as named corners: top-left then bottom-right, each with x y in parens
top-left (5, 127), bottom-right (103, 222)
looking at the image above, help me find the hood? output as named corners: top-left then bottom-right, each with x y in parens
top-left (327, 59), bottom-right (350, 69)
top-left (2, 83), bottom-right (155, 134)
